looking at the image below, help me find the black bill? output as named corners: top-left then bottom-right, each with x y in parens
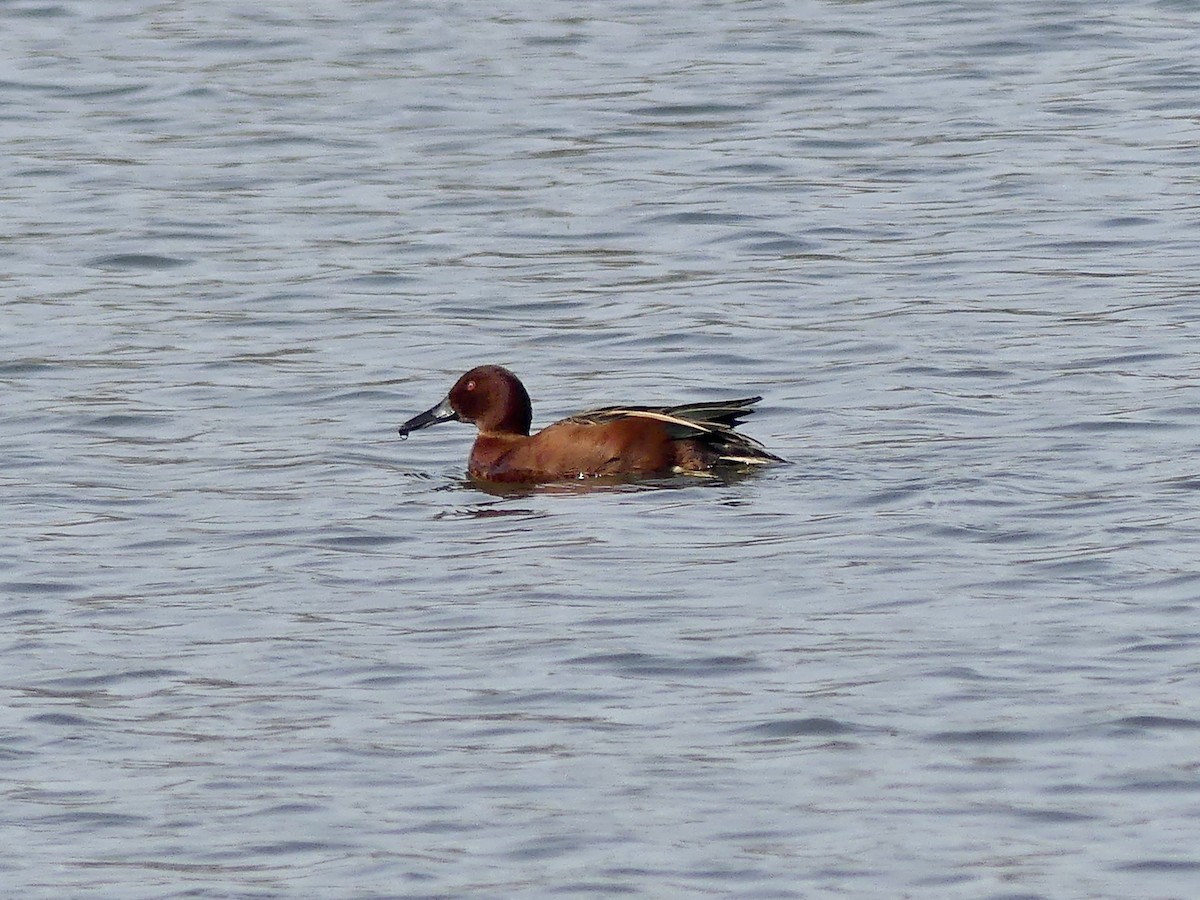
top-left (398, 396), bottom-right (458, 439)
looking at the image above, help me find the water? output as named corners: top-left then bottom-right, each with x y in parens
top-left (4, 1), bottom-right (1200, 896)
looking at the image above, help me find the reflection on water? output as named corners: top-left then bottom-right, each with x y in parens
top-left (456, 465), bottom-right (774, 499)
top-left (4, 1), bottom-right (1200, 897)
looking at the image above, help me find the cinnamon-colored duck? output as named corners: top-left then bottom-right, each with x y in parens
top-left (398, 365), bottom-right (782, 483)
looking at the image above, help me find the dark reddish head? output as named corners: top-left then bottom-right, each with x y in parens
top-left (398, 365), bottom-right (533, 438)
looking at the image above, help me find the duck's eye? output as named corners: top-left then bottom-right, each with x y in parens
top-left (465, 380), bottom-right (476, 391)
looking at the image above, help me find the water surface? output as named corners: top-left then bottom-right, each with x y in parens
top-left (4, 2), bottom-right (1200, 897)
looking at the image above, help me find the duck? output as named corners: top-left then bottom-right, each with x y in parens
top-left (398, 365), bottom-right (782, 483)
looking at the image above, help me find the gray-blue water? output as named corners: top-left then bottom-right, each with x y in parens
top-left (4, 2), bottom-right (1200, 897)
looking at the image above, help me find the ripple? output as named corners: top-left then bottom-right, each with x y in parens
top-left (1114, 859), bottom-right (1200, 872)
top-left (26, 713), bottom-right (95, 727)
top-left (926, 729), bottom-right (1050, 745)
top-left (742, 717), bottom-right (858, 738)
top-left (565, 652), bottom-right (764, 677)
top-left (1113, 715), bottom-right (1200, 731)
top-left (1, 581), bottom-right (79, 595)
top-left (85, 253), bottom-right (191, 270)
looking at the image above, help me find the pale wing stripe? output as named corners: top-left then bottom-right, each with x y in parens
top-left (594, 409), bottom-right (720, 431)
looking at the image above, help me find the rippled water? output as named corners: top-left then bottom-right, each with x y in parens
top-left (5, 1), bottom-right (1200, 897)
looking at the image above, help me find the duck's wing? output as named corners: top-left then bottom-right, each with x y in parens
top-left (563, 397), bottom-right (762, 429)
top-left (561, 397), bottom-right (783, 465)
